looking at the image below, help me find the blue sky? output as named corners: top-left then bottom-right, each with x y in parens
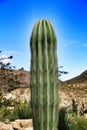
top-left (0, 0), bottom-right (87, 81)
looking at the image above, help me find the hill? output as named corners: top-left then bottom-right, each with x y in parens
top-left (64, 70), bottom-right (87, 84)
top-left (0, 68), bottom-right (30, 93)
top-left (60, 70), bottom-right (87, 113)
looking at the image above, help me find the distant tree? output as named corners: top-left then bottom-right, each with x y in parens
top-left (0, 51), bottom-right (14, 70)
top-left (19, 67), bottom-right (24, 71)
top-left (0, 54), bottom-right (13, 61)
top-left (58, 66), bottom-right (68, 77)
top-left (0, 50), bottom-right (26, 92)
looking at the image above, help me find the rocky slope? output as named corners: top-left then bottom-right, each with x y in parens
top-left (60, 70), bottom-right (87, 113)
top-left (0, 69), bottom-right (87, 118)
top-left (0, 68), bottom-right (30, 93)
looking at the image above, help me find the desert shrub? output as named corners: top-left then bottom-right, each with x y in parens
top-left (58, 107), bottom-right (72, 130)
top-left (72, 99), bottom-right (78, 115)
top-left (2, 98), bottom-right (12, 107)
top-left (0, 98), bottom-right (32, 122)
top-left (0, 98), bottom-right (12, 108)
top-left (0, 106), bottom-right (11, 122)
top-left (58, 107), bottom-right (87, 130)
top-left (11, 101), bottom-right (32, 120)
top-left (2, 107), bottom-right (11, 117)
top-left (74, 117), bottom-right (87, 130)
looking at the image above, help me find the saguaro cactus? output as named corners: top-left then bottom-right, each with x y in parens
top-left (30, 19), bottom-right (58, 130)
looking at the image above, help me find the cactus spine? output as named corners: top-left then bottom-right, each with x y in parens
top-left (30, 19), bottom-right (58, 130)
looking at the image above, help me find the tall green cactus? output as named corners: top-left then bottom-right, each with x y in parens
top-left (30, 19), bottom-right (58, 130)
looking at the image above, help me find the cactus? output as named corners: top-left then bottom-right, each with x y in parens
top-left (30, 19), bottom-right (58, 130)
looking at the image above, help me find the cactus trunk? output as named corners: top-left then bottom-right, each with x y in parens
top-left (30, 19), bottom-right (58, 130)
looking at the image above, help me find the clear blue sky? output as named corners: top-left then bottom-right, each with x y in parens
top-left (0, 0), bottom-right (87, 81)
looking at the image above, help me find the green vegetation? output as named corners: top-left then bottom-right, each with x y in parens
top-left (0, 97), bottom-right (87, 130)
top-left (12, 100), bottom-right (32, 120)
top-left (58, 107), bottom-right (87, 130)
top-left (58, 107), bottom-right (71, 130)
top-left (0, 98), bottom-right (32, 123)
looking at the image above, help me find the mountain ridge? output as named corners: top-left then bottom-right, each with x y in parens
top-left (64, 70), bottom-right (87, 84)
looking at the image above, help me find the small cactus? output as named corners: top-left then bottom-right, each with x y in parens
top-left (30, 19), bottom-right (58, 130)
